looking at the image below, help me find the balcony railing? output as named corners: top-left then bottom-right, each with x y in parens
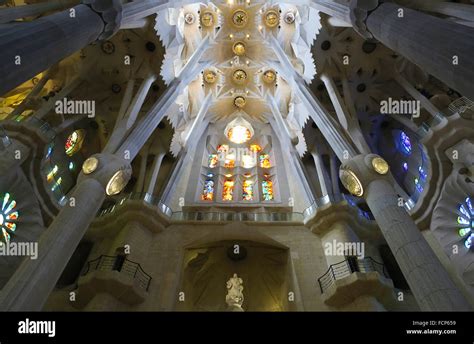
top-left (317, 257), bottom-right (389, 293)
top-left (81, 255), bottom-right (152, 291)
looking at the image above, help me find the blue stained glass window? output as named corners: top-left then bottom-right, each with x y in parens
top-left (399, 131), bottom-right (412, 155)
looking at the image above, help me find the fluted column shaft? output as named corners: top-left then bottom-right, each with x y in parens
top-left (366, 3), bottom-right (474, 100)
top-left (342, 155), bottom-right (471, 311)
top-left (0, 5), bottom-right (105, 95)
top-left (0, 178), bottom-right (106, 310)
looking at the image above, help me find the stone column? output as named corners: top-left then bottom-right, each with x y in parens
top-left (409, 0), bottom-right (474, 22)
top-left (329, 153), bottom-right (341, 196)
top-left (145, 152), bottom-right (166, 196)
top-left (366, 3), bottom-right (474, 100)
top-left (310, 149), bottom-right (330, 197)
top-left (0, 0), bottom-right (76, 24)
top-left (0, 5), bottom-right (106, 95)
top-left (0, 153), bottom-right (131, 310)
top-left (394, 73), bottom-right (443, 119)
top-left (320, 74), bottom-right (371, 154)
top-left (340, 154), bottom-right (471, 311)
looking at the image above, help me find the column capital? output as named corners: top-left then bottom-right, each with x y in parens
top-left (339, 154), bottom-right (392, 198)
top-left (82, 0), bottom-right (123, 40)
top-left (349, 0), bottom-right (380, 39)
top-left (78, 153), bottom-right (132, 195)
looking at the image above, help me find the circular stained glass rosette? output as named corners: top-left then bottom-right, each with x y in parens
top-left (0, 193), bottom-right (19, 246)
top-left (457, 197), bottom-right (474, 250)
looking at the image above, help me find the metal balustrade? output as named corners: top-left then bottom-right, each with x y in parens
top-left (81, 255), bottom-right (152, 291)
top-left (317, 257), bottom-right (389, 293)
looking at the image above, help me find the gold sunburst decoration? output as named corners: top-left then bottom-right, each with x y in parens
top-left (234, 96), bottom-right (246, 108)
top-left (232, 9), bottom-right (249, 28)
top-left (201, 11), bottom-right (215, 27)
top-left (204, 70), bottom-right (217, 84)
top-left (264, 9), bottom-right (279, 28)
top-left (262, 70), bottom-right (276, 84)
top-left (232, 41), bottom-right (246, 56)
top-left (232, 69), bottom-right (248, 85)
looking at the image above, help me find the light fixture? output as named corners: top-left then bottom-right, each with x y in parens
top-left (232, 9), bottom-right (248, 28)
top-left (232, 41), bottom-right (246, 56)
top-left (224, 116), bottom-right (254, 144)
top-left (184, 13), bottom-right (195, 25)
top-left (204, 70), bottom-right (217, 84)
top-left (264, 10), bottom-right (279, 28)
top-left (106, 170), bottom-right (129, 196)
top-left (262, 70), bottom-right (276, 84)
top-left (232, 69), bottom-right (248, 85)
top-left (82, 157), bottom-right (99, 175)
top-left (234, 96), bottom-right (246, 108)
top-left (284, 11), bottom-right (296, 24)
top-left (340, 168), bottom-right (364, 197)
top-left (372, 157), bottom-right (389, 175)
top-left (201, 11), bottom-right (214, 27)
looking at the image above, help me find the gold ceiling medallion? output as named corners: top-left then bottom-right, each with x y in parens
top-left (372, 157), bottom-right (389, 175)
top-left (339, 168), bottom-right (364, 197)
top-left (82, 157), bottom-right (99, 175)
top-left (204, 70), bottom-right (217, 84)
top-left (232, 41), bottom-right (246, 56)
top-left (232, 9), bottom-right (249, 28)
top-left (234, 96), bottom-right (246, 108)
top-left (201, 11), bottom-right (215, 27)
top-left (232, 69), bottom-right (248, 85)
top-left (264, 9), bottom-right (279, 28)
top-left (262, 70), bottom-right (276, 84)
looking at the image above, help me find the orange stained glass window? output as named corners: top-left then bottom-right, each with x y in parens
top-left (259, 153), bottom-right (271, 168)
top-left (208, 154), bottom-right (218, 168)
top-left (250, 144), bottom-right (262, 153)
top-left (223, 180), bottom-right (235, 201)
top-left (224, 154), bottom-right (236, 168)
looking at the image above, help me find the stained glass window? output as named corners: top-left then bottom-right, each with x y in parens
top-left (399, 131), bottom-right (412, 155)
top-left (414, 178), bottom-right (423, 193)
top-left (217, 144), bottom-right (229, 154)
top-left (208, 154), bottom-right (218, 168)
top-left (242, 180), bottom-right (254, 201)
top-left (223, 180), bottom-right (235, 201)
top-left (65, 129), bottom-right (85, 156)
top-left (47, 165), bottom-right (58, 182)
top-left (259, 154), bottom-right (271, 168)
top-left (227, 125), bottom-right (252, 144)
top-left (201, 179), bottom-right (215, 201)
top-left (224, 154), bottom-right (236, 168)
top-left (418, 166), bottom-right (427, 181)
top-left (456, 197), bottom-right (474, 249)
top-left (51, 177), bottom-right (62, 192)
top-left (403, 162), bottom-right (408, 172)
top-left (250, 144), bottom-right (262, 153)
top-left (262, 180), bottom-right (274, 201)
top-left (0, 193), bottom-right (19, 246)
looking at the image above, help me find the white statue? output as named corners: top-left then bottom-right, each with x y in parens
top-left (226, 273), bottom-right (244, 311)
